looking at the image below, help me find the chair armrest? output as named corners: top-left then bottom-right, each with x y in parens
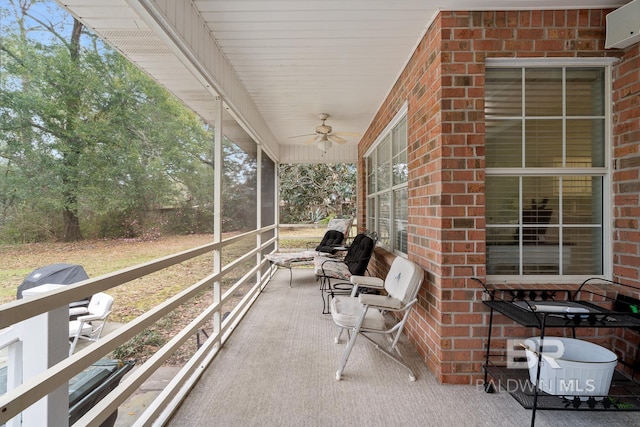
top-left (69, 300), bottom-right (89, 308)
top-left (350, 275), bottom-right (383, 289)
top-left (69, 307), bottom-right (89, 317)
top-left (358, 294), bottom-right (402, 310)
top-left (77, 312), bottom-right (110, 322)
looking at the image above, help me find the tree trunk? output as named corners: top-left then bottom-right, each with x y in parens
top-left (60, 19), bottom-right (84, 242)
top-left (63, 207), bottom-right (82, 241)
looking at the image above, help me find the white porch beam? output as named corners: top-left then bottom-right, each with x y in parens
top-left (124, 0), bottom-right (280, 161)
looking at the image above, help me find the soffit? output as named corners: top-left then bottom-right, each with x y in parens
top-left (56, 0), bottom-right (630, 163)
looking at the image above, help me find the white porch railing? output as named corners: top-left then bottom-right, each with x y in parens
top-left (0, 226), bottom-right (278, 426)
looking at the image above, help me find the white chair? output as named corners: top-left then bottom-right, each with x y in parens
top-left (68, 292), bottom-right (113, 355)
top-left (331, 256), bottom-right (424, 381)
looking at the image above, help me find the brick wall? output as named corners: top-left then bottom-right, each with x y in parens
top-left (613, 43), bottom-right (640, 285)
top-left (359, 9), bottom-right (638, 384)
top-left (611, 41), bottom-right (640, 376)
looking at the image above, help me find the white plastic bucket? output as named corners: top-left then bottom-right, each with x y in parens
top-left (524, 337), bottom-right (617, 398)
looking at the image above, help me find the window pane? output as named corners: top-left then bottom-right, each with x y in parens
top-left (525, 119), bottom-right (562, 167)
top-left (485, 120), bottom-right (522, 168)
top-left (377, 136), bottom-right (391, 191)
top-left (566, 68), bottom-right (604, 117)
top-left (525, 68), bottom-right (562, 116)
top-left (367, 156), bottom-right (375, 194)
top-left (378, 193), bottom-right (390, 246)
top-left (521, 176), bottom-right (557, 244)
top-left (567, 119), bottom-right (605, 167)
top-left (562, 177), bottom-right (602, 225)
top-left (563, 227), bottom-right (602, 275)
top-left (486, 228), bottom-right (518, 274)
top-left (486, 176), bottom-right (519, 225)
top-left (394, 187), bottom-right (408, 253)
top-left (392, 117), bottom-right (408, 186)
top-left (523, 243), bottom-right (562, 275)
top-left (485, 68), bottom-right (522, 116)
top-left (367, 196), bottom-right (375, 232)
top-left (392, 116), bottom-right (407, 156)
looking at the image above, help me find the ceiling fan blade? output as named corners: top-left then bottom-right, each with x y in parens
top-left (328, 134), bottom-right (347, 144)
top-left (333, 131), bottom-right (361, 138)
top-left (288, 133), bottom-right (316, 139)
top-left (303, 135), bottom-right (321, 145)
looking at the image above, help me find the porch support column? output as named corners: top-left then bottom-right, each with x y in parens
top-left (256, 146), bottom-right (263, 284)
top-left (212, 96), bottom-right (223, 342)
top-left (20, 285), bottom-right (68, 427)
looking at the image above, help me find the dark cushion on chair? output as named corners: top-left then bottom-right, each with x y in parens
top-left (343, 234), bottom-right (375, 275)
top-left (315, 230), bottom-right (345, 253)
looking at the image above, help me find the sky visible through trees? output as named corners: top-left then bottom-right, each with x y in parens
top-left (0, 0), bottom-right (355, 243)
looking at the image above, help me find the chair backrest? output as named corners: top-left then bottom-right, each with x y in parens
top-left (315, 229), bottom-right (345, 252)
top-left (384, 257), bottom-right (424, 305)
top-left (326, 218), bottom-right (353, 239)
top-left (88, 292), bottom-right (114, 317)
top-left (343, 233), bottom-right (375, 275)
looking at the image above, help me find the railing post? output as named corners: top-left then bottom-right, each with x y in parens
top-left (20, 284), bottom-right (69, 427)
top-left (0, 327), bottom-right (22, 427)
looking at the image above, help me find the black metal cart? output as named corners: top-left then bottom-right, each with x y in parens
top-left (474, 277), bottom-right (640, 427)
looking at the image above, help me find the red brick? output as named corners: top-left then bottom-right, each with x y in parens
top-left (359, 7), bottom-right (637, 387)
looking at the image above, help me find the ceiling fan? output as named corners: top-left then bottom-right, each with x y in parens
top-left (289, 113), bottom-right (360, 151)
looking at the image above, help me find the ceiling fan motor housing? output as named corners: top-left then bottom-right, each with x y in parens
top-left (315, 124), bottom-right (332, 134)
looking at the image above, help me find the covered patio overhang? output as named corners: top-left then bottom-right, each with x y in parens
top-left (55, 0), bottom-right (629, 164)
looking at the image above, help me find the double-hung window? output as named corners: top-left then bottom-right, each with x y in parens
top-left (484, 61), bottom-right (611, 280)
top-left (365, 104), bottom-right (408, 254)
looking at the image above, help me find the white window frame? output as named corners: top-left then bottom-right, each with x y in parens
top-left (365, 103), bottom-right (408, 255)
top-left (485, 58), bottom-right (614, 284)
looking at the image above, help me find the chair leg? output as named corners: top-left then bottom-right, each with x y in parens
top-left (321, 277), bottom-right (332, 314)
top-left (336, 307), bottom-right (368, 380)
top-left (359, 332), bottom-right (417, 381)
top-left (334, 326), bottom-right (345, 344)
top-left (69, 334), bottom-right (80, 356)
top-left (93, 322), bottom-right (107, 341)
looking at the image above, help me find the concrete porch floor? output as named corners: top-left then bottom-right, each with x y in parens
top-left (155, 267), bottom-right (639, 427)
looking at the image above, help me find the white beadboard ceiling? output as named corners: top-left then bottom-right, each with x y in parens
top-left (56, 0), bottom-right (630, 163)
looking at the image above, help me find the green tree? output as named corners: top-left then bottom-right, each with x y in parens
top-left (279, 163), bottom-right (356, 223)
top-left (0, 0), bottom-right (213, 241)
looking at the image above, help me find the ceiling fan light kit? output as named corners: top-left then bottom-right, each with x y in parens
top-left (317, 135), bottom-right (332, 152)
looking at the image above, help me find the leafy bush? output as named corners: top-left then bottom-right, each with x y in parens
top-left (0, 204), bottom-right (59, 243)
